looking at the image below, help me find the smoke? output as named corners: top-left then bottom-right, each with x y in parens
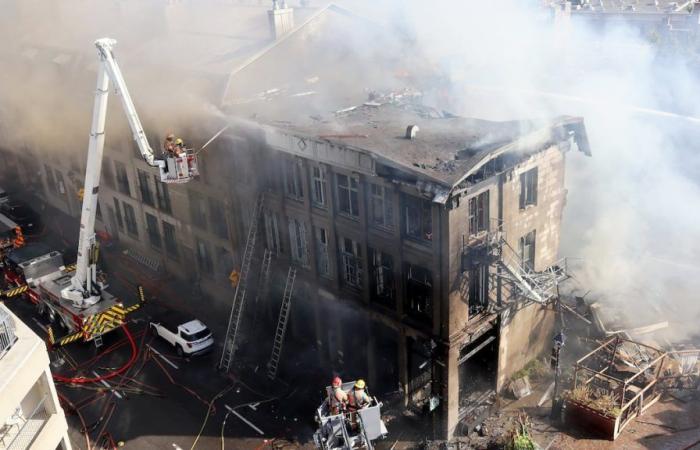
top-left (386, 0), bottom-right (700, 343)
top-left (1, 0), bottom-right (700, 344)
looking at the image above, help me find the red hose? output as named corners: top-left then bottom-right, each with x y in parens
top-left (53, 325), bottom-right (138, 384)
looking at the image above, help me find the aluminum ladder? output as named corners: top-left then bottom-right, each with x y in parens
top-left (219, 194), bottom-right (265, 372)
top-left (254, 248), bottom-right (273, 304)
top-left (266, 266), bottom-right (296, 380)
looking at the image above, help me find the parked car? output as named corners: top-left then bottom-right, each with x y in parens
top-left (149, 311), bottom-right (214, 357)
top-left (0, 201), bottom-right (40, 234)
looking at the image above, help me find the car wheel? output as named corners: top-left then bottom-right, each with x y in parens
top-left (176, 345), bottom-right (184, 357)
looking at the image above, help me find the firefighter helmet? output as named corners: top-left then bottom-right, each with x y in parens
top-left (354, 379), bottom-right (366, 389)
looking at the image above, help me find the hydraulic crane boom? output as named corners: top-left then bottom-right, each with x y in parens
top-left (62, 38), bottom-right (197, 308)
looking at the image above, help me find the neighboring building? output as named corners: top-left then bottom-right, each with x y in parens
top-left (0, 304), bottom-right (72, 450)
top-left (0, 1), bottom-right (593, 440)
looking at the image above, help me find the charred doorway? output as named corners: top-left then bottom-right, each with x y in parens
top-left (457, 327), bottom-right (498, 433)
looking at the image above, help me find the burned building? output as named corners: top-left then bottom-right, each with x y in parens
top-left (0, 0), bottom-right (592, 440)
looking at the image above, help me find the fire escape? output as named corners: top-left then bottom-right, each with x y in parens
top-left (462, 222), bottom-right (569, 311)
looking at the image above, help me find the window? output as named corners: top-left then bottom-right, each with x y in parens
top-left (468, 190), bottom-right (490, 235)
top-left (263, 209), bottom-right (283, 255)
top-left (145, 213), bottom-right (161, 249)
top-left (316, 227), bottom-right (331, 278)
top-left (369, 248), bottom-right (394, 308)
top-left (114, 161), bottom-right (131, 196)
top-left (284, 158), bottom-right (304, 199)
top-left (519, 230), bottom-right (536, 271)
top-left (96, 201), bottom-right (102, 221)
top-left (403, 195), bottom-right (432, 242)
top-left (340, 237), bottom-right (362, 288)
top-left (163, 221), bottom-right (178, 258)
top-left (406, 264), bottom-right (433, 321)
top-left (44, 164), bottom-right (56, 193)
top-left (138, 170), bottom-right (154, 206)
top-left (520, 167), bottom-right (538, 209)
top-left (154, 175), bottom-right (171, 213)
top-left (188, 191), bottom-right (207, 230)
top-left (468, 265), bottom-right (489, 315)
top-left (336, 174), bottom-right (359, 217)
top-left (102, 158), bottom-right (115, 188)
top-left (370, 184), bottom-right (393, 229)
top-left (209, 197), bottom-right (228, 239)
top-left (311, 166), bottom-right (327, 207)
top-left (288, 218), bottom-right (309, 267)
top-left (195, 239), bottom-right (213, 273)
top-left (113, 198), bottom-right (124, 231)
top-left (123, 203), bottom-right (138, 237)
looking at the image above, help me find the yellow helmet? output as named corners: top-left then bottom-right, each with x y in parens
top-left (175, 138), bottom-right (184, 145)
top-left (354, 379), bottom-right (366, 389)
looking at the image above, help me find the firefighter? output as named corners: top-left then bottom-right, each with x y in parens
top-left (13, 227), bottom-right (24, 248)
top-left (329, 376), bottom-right (348, 415)
top-left (163, 134), bottom-right (176, 156)
top-left (347, 379), bottom-right (371, 411)
top-left (174, 138), bottom-right (185, 156)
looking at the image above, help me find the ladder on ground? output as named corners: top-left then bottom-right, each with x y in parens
top-left (267, 266), bottom-right (296, 380)
top-left (219, 194), bottom-right (265, 372)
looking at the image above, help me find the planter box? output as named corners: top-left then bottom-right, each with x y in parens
top-left (565, 399), bottom-right (619, 440)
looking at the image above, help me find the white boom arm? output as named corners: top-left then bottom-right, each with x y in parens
top-left (62, 38), bottom-right (165, 307)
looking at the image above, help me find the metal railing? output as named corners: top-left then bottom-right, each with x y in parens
top-left (2, 396), bottom-right (49, 450)
top-left (0, 307), bottom-right (18, 360)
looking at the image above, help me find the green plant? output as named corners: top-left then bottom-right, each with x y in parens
top-left (506, 414), bottom-right (537, 450)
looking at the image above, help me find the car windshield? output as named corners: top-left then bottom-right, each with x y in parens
top-left (181, 328), bottom-right (210, 342)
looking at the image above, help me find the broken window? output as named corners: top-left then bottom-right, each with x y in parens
top-left (145, 212), bottom-right (161, 249)
top-left (288, 218), bottom-right (309, 267)
top-left (112, 198), bottom-right (124, 231)
top-left (263, 209), bottom-right (283, 255)
top-left (468, 265), bottom-right (489, 316)
top-left (311, 165), bottom-right (327, 208)
top-left (188, 190), bottom-right (208, 230)
top-left (519, 230), bottom-right (536, 271)
top-left (154, 175), bottom-right (171, 214)
top-left (336, 173), bottom-right (359, 217)
top-left (340, 237), bottom-right (362, 288)
top-left (468, 190), bottom-right (489, 235)
top-left (138, 170), bottom-right (154, 207)
top-left (406, 264), bottom-right (432, 321)
top-left (316, 227), bottom-right (331, 278)
top-left (195, 239), bottom-right (213, 273)
top-left (114, 161), bottom-right (131, 197)
top-left (209, 197), bottom-right (228, 240)
top-left (403, 194), bottom-right (432, 243)
top-left (519, 167), bottom-right (538, 209)
top-left (284, 157), bottom-right (304, 200)
top-left (370, 184), bottom-right (393, 230)
top-left (369, 248), bottom-right (395, 309)
top-left (123, 203), bottom-right (138, 238)
top-left (162, 221), bottom-right (178, 259)
top-left (102, 158), bottom-right (114, 189)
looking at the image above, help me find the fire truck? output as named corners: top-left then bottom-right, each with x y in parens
top-left (0, 38), bottom-right (198, 346)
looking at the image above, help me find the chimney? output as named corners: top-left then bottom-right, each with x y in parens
top-left (268, 0), bottom-right (295, 40)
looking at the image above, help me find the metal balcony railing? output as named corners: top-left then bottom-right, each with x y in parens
top-left (0, 307), bottom-right (18, 360)
top-left (1, 396), bottom-right (49, 450)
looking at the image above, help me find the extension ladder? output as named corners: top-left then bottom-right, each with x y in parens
top-left (219, 194), bottom-right (265, 372)
top-left (267, 266), bottom-right (296, 380)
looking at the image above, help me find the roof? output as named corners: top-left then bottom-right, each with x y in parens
top-left (260, 101), bottom-right (586, 187)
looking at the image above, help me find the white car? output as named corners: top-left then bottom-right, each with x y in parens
top-left (149, 311), bottom-right (214, 357)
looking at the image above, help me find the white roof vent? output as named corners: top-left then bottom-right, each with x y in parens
top-left (405, 125), bottom-right (419, 140)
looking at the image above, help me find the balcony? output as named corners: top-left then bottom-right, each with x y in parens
top-left (0, 396), bottom-right (49, 450)
top-left (0, 308), bottom-right (17, 360)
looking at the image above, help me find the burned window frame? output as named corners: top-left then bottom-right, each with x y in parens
top-left (154, 175), bottom-right (172, 214)
top-left (102, 158), bottom-right (115, 189)
top-left (520, 167), bottom-right (538, 209)
top-left (122, 202), bottom-right (138, 238)
top-left (208, 197), bottom-right (228, 240)
top-left (263, 209), bottom-right (283, 255)
top-left (288, 217), bottom-right (309, 267)
top-left (468, 264), bottom-right (489, 316)
top-left (112, 198), bottom-right (124, 231)
top-left (188, 190), bottom-right (208, 230)
top-left (370, 183), bottom-right (394, 230)
top-left (114, 161), bottom-right (131, 197)
top-left (468, 190), bottom-right (489, 236)
top-left (311, 165), bottom-right (327, 208)
top-left (138, 170), bottom-right (154, 207)
top-left (405, 263), bottom-right (433, 322)
top-left (336, 173), bottom-right (360, 218)
top-left (315, 226), bottom-right (332, 278)
top-left (519, 229), bottom-right (536, 271)
top-left (162, 220), bottom-right (178, 259)
top-left (402, 194), bottom-right (432, 243)
top-left (145, 212), bottom-right (161, 249)
top-left (195, 238), bottom-right (214, 274)
top-left (340, 236), bottom-right (362, 288)
top-left (369, 247), bottom-right (395, 309)
top-left (216, 246), bottom-right (233, 282)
